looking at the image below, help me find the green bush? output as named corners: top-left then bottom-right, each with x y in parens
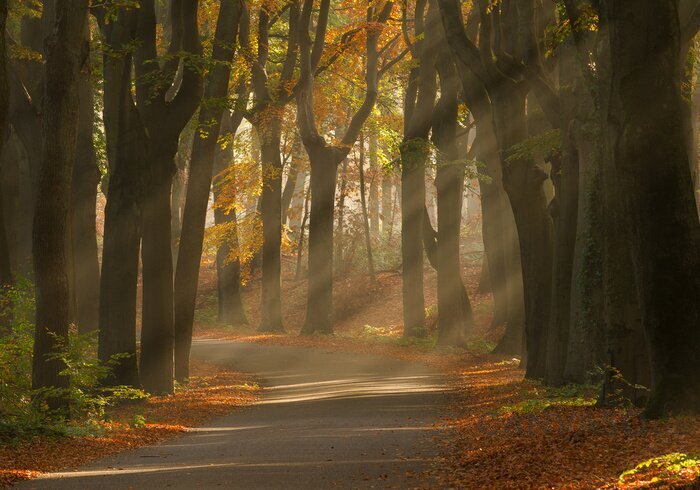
top-left (0, 279), bottom-right (146, 444)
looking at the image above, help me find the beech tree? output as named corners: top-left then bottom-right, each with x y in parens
top-left (174, 0), bottom-right (246, 381)
top-left (32, 0), bottom-right (89, 408)
top-left (297, 0), bottom-right (399, 334)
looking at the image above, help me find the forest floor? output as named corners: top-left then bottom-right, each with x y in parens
top-left (0, 362), bottom-right (259, 488)
top-left (191, 246), bottom-right (700, 489)
top-left (4, 237), bottom-right (700, 488)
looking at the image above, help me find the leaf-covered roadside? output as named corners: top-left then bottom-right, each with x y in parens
top-left (0, 361), bottom-right (259, 488)
top-left (437, 360), bottom-right (700, 489)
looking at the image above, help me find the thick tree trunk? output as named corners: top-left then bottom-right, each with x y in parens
top-left (399, 12), bottom-right (437, 338)
top-left (492, 87), bottom-right (554, 379)
top-left (544, 42), bottom-right (580, 386)
top-left (71, 60), bottom-right (101, 334)
top-left (473, 127), bottom-right (508, 328)
top-left (173, 0), bottom-right (244, 381)
top-left (32, 0), bottom-right (88, 411)
top-left (140, 151), bottom-right (177, 394)
top-left (302, 146), bottom-right (339, 334)
top-left (433, 50), bottom-right (473, 346)
top-left (565, 156), bottom-right (606, 383)
top-left (602, 0), bottom-right (700, 416)
top-left (257, 123), bottom-right (284, 332)
top-left (97, 9), bottom-right (144, 389)
top-left (400, 143), bottom-right (427, 337)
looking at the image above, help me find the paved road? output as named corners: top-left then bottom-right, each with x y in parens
top-left (20, 340), bottom-right (451, 489)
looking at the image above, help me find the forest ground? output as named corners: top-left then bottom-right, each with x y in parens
top-left (4, 238), bottom-right (700, 488)
top-left (189, 244), bottom-right (700, 489)
top-left (17, 341), bottom-right (450, 489)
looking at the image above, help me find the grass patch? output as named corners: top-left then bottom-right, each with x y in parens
top-left (498, 382), bottom-right (598, 415)
top-left (618, 453), bottom-right (700, 487)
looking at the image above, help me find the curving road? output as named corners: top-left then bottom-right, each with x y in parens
top-left (19, 340), bottom-right (451, 489)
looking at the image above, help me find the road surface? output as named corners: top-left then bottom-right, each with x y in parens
top-left (20, 340), bottom-right (451, 489)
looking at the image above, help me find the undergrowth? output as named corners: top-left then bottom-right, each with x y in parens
top-left (498, 382), bottom-right (598, 415)
top-left (617, 453), bottom-right (700, 487)
top-left (0, 278), bottom-right (146, 445)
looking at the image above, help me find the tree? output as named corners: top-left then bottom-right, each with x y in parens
top-left (249, 1), bottom-right (301, 333)
top-left (399, 0), bottom-right (435, 338)
top-left (212, 112), bottom-right (248, 328)
top-left (173, 0), bottom-right (246, 382)
top-left (71, 23), bottom-right (101, 334)
top-left (597, 0), bottom-right (700, 416)
top-left (134, 0), bottom-right (204, 394)
top-left (437, 0), bottom-right (554, 377)
top-left (32, 0), bottom-right (89, 410)
top-left (0, 0), bottom-right (11, 292)
top-left (95, 6), bottom-right (144, 389)
top-left (431, 6), bottom-right (474, 346)
top-left (297, 0), bottom-right (398, 334)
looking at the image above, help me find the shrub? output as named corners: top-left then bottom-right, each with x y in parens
top-left (0, 279), bottom-right (146, 444)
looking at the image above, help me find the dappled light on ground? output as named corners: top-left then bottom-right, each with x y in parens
top-left (440, 360), bottom-right (700, 489)
top-left (16, 342), bottom-right (448, 489)
top-left (0, 361), bottom-right (259, 488)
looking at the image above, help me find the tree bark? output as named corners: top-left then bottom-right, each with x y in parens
top-left (134, 0), bottom-right (204, 394)
top-left (432, 34), bottom-right (473, 346)
top-left (71, 31), bottom-right (101, 334)
top-left (601, 0), bottom-right (700, 416)
top-left (399, 0), bottom-right (436, 338)
top-left (544, 41), bottom-right (580, 386)
top-left (173, 0), bottom-right (244, 381)
top-left (32, 0), bottom-right (89, 411)
top-left (256, 122), bottom-right (285, 332)
top-left (96, 7), bottom-right (143, 389)
top-left (0, 0), bottom-right (11, 290)
top-left (302, 144), bottom-right (340, 334)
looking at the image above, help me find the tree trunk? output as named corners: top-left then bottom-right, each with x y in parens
top-left (302, 145), bottom-right (339, 335)
top-left (335, 157), bottom-right (348, 273)
top-left (0, 0), bottom-right (10, 290)
top-left (433, 48), bottom-right (473, 346)
top-left (400, 142), bottom-right (427, 337)
top-left (368, 132), bottom-right (380, 235)
top-left (381, 169), bottom-right (393, 238)
top-left (602, 0), bottom-right (700, 416)
top-left (213, 143), bottom-right (247, 326)
top-left (140, 150), bottom-right (177, 394)
top-left (358, 134), bottom-right (376, 279)
top-left (71, 51), bottom-right (101, 334)
top-left (257, 123), bottom-right (284, 332)
top-left (492, 87), bottom-right (554, 379)
top-left (544, 41), bottom-right (580, 386)
top-left (173, 0), bottom-right (244, 380)
top-left (32, 0), bottom-right (88, 411)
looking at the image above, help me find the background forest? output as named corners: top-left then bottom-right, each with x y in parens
top-left (1, 0), bottom-right (700, 487)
